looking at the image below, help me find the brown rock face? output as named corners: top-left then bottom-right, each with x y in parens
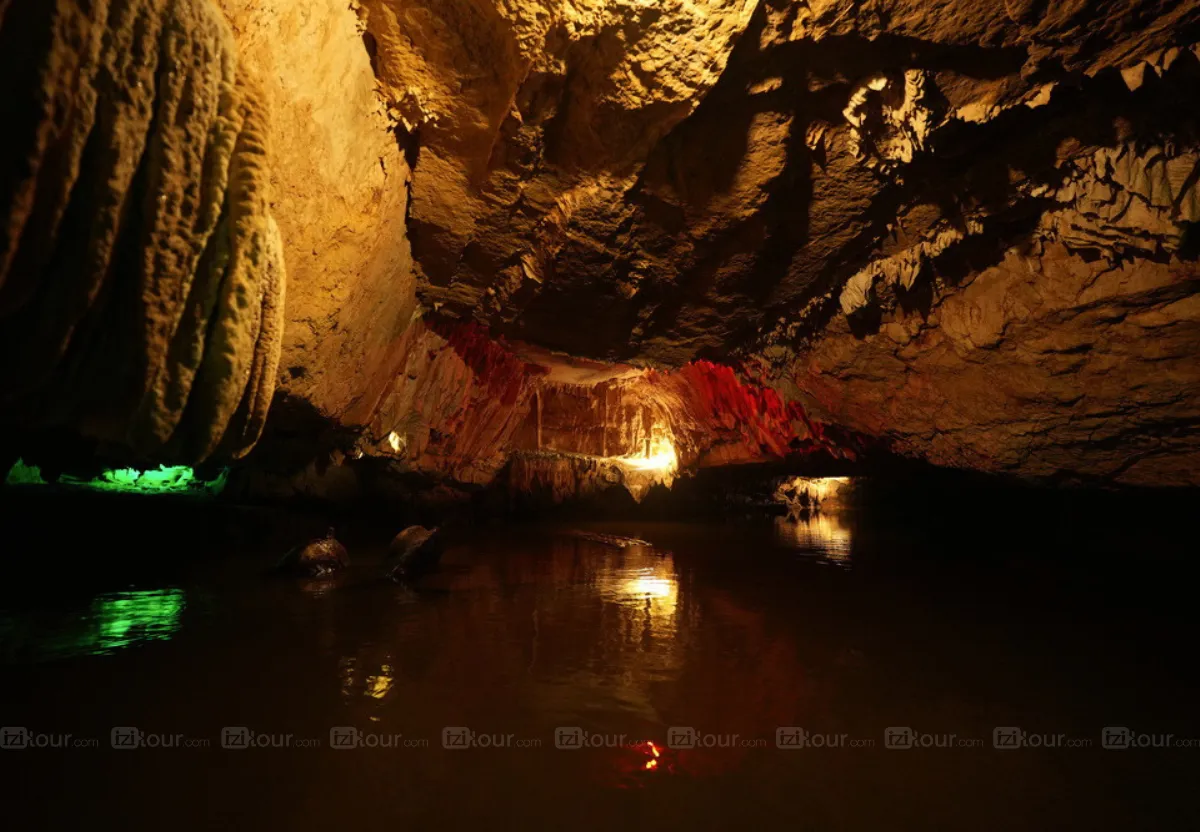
top-left (359, 0), bottom-right (1200, 365)
top-left (4, 0), bottom-right (1200, 491)
top-left (798, 246), bottom-right (1200, 486)
top-left (0, 0), bottom-right (286, 463)
top-left (343, 0), bottom-right (1200, 487)
top-left (217, 0), bottom-right (414, 421)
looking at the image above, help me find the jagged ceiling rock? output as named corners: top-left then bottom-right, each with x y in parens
top-left (5, 0), bottom-right (1200, 491)
top-left (358, 0), bottom-right (1200, 369)
top-left (794, 243), bottom-right (1200, 486)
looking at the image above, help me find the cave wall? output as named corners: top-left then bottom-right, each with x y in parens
top-left (796, 244), bottom-right (1200, 486)
top-left (4, 0), bottom-right (1200, 493)
top-left (216, 0), bottom-right (415, 420)
top-left (343, 0), bottom-right (1200, 488)
top-left (357, 0), bottom-right (1200, 367)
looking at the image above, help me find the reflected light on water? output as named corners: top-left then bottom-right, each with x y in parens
top-left (0, 588), bottom-right (186, 662)
top-left (624, 574), bottom-right (675, 599)
top-left (774, 514), bottom-right (852, 564)
top-left (619, 567), bottom-right (679, 623)
top-left (92, 589), bottom-right (186, 651)
top-left (365, 663), bottom-right (395, 700)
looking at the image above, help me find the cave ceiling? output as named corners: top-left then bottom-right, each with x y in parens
top-left (361, 0), bottom-right (1200, 365)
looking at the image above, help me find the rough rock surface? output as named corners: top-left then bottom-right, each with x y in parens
top-left (343, 0), bottom-right (1200, 487)
top-left (0, 0), bottom-right (286, 463)
top-left (797, 246), bottom-right (1200, 486)
top-left (331, 319), bottom-right (855, 498)
top-left (217, 0), bottom-right (415, 421)
top-left (5, 0), bottom-right (1200, 491)
top-left (359, 0), bottom-right (1200, 362)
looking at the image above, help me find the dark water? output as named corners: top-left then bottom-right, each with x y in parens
top-left (1, 489), bottom-right (1198, 829)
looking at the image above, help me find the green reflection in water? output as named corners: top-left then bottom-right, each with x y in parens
top-left (0, 589), bottom-right (188, 663)
top-left (4, 459), bottom-right (227, 496)
top-left (92, 589), bottom-right (187, 653)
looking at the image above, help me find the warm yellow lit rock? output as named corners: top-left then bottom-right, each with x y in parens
top-left (0, 0), bottom-right (287, 465)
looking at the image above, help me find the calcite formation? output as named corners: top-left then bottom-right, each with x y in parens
top-left (0, 0), bottom-right (286, 463)
top-left (343, 0), bottom-right (1200, 488)
top-left (4, 0), bottom-right (1200, 493)
top-left (325, 318), bottom-right (854, 501)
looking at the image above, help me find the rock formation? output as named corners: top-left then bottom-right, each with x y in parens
top-left (346, 0), bottom-right (1200, 490)
top-left (0, 0), bottom-right (286, 463)
top-left (4, 0), bottom-right (1200, 495)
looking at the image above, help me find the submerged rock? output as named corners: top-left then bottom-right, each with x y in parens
top-left (278, 528), bottom-right (348, 578)
top-left (386, 526), bottom-right (441, 581)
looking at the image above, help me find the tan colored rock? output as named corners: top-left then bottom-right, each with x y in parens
top-left (217, 0), bottom-right (414, 420)
top-left (0, 0), bottom-right (287, 464)
top-left (174, 75), bottom-right (279, 462)
top-left (129, 0), bottom-right (239, 449)
top-left (797, 247), bottom-right (1200, 486)
top-left (0, 0), bottom-right (168, 406)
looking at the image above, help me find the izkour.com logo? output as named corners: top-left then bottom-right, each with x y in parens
top-left (1102, 727), bottom-right (1200, 750)
top-left (1, 727), bottom-right (98, 750)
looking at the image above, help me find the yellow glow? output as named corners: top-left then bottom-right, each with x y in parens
top-left (774, 514), bottom-right (852, 563)
top-left (623, 450), bottom-right (677, 471)
top-left (620, 568), bottom-right (680, 626)
top-left (617, 438), bottom-right (678, 473)
top-left (385, 431), bottom-right (402, 453)
top-left (625, 575), bottom-right (674, 598)
top-left (365, 664), bottom-right (395, 700)
top-left (775, 475), bottom-right (852, 512)
top-left (798, 476), bottom-right (850, 501)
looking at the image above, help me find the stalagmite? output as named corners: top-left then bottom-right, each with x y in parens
top-left (0, 0), bottom-right (286, 464)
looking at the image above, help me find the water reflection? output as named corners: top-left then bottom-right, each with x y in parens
top-left (365, 662), bottom-right (395, 700)
top-left (773, 514), bottom-right (852, 565)
top-left (6, 505), bottom-right (1198, 828)
top-left (0, 588), bottom-right (185, 662)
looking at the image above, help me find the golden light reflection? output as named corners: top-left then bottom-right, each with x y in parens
top-left (773, 513), bottom-right (852, 564)
top-left (625, 574), bottom-right (675, 599)
top-left (643, 740), bottom-right (662, 770)
top-left (617, 565), bottom-right (680, 631)
top-left (365, 663), bottom-right (395, 699)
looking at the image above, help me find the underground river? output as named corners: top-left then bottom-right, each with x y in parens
top-left (2, 487), bottom-right (1198, 829)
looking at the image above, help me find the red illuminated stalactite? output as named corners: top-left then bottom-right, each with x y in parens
top-left (647, 360), bottom-right (860, 463)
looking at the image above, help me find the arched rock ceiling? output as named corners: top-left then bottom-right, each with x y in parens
top-left (359, 0), bottom-right (1200, 365)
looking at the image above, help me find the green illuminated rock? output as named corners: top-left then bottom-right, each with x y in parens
top-left (4, 459), bottom-right (227, 496)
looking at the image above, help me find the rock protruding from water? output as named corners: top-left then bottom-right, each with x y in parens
top-left (279, 528), bottom-right (348, 578)
top-left (387, 526), bottom-right (441, 581)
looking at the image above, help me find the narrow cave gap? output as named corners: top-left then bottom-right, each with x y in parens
top-left (1179, 221), bottom-right (1200, 260)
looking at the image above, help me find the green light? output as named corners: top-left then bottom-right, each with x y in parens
top-left (0, 589), bottom-right (186, 662)
top-left (91, 589), bottom-right (186, 653)
top-left (4, 459), bottom-right (228, 496)
top-left (4, 458), bottom-right (43, 485)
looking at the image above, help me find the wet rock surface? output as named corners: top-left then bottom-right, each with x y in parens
top-left (278, 528), bottom-right (349, 577)
top-left (386, 525), bottom-right (442, 580)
